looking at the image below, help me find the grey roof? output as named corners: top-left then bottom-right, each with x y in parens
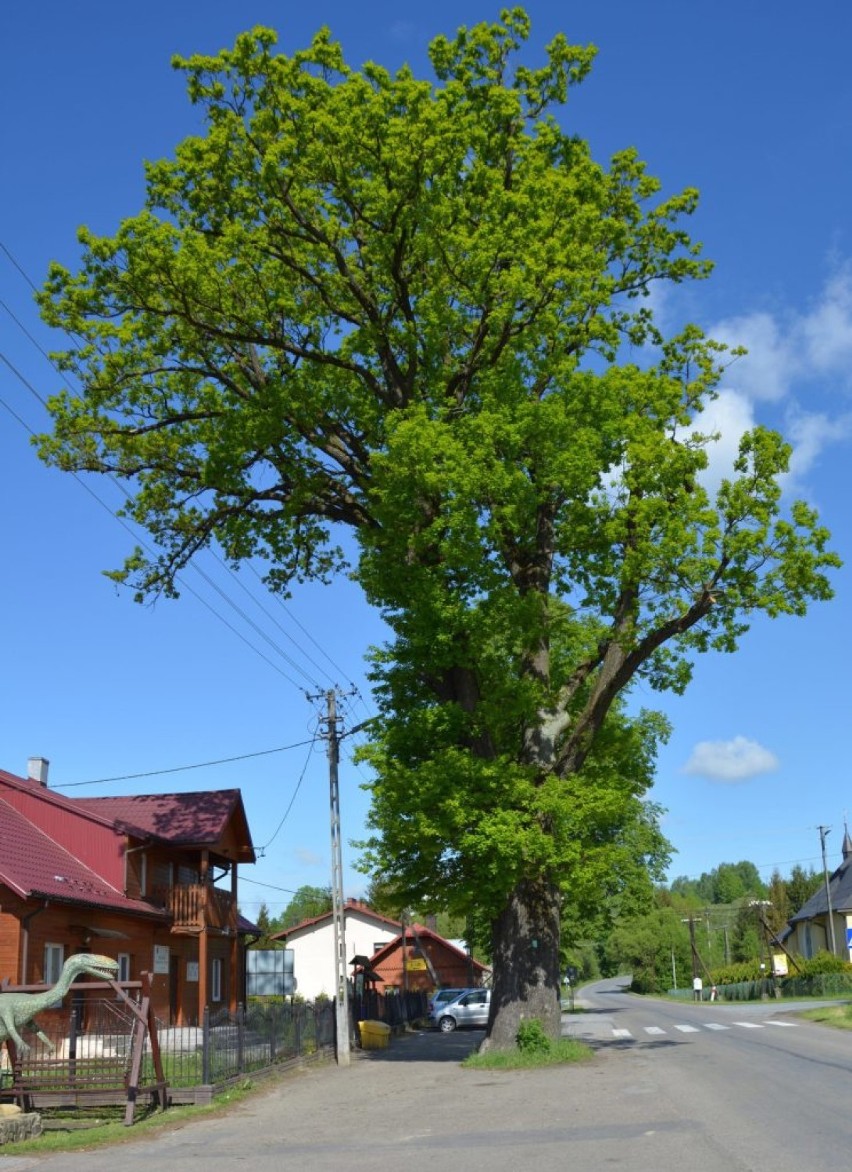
top-left (789, 832), bottom-right (852, 923)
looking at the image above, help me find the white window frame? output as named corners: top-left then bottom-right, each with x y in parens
top-left (117, 953), bottom-right (131, 982)
top-left (44, 942), bottom-right (64, 985)
top-left (211, 957), bottom-right (223, 1002)
top-left (44, 943), bottom-right (64, 1008)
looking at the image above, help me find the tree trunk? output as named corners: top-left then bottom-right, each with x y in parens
top-left (483, 877), bottom-right (562, 1049)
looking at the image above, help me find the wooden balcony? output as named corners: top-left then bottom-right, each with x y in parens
top-left (154, 884), bottom-right (237, 933)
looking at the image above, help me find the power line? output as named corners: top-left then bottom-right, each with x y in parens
top-left (0, 244), bottom-right (364, 699)
top-left (0, 349), bottom-right (324, 693)
top-left (239, 876), bottom-right (303, 897)
top-left (0, 241), bottom-right (38, 291)
top-left (256, 733), bottom-right (320, 853)
top-left (52, 738), bottom-right (317, 788)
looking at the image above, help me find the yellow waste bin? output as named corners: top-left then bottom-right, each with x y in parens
top-left (358, 1020), bottom-right (391, 1050)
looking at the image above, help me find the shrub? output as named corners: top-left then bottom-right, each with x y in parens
top-left (709, 960), bottom-right (764, 985)
top-left (516, 1019), bottom-right (552, 1055)
top-left (793, 951), bottom-right (852, 977)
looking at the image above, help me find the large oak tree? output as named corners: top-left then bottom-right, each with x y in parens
top-left (37, 11), bottom-right (838, 1045)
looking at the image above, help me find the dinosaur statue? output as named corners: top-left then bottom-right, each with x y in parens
top-left (0, 953), bottom-right (119, 1053)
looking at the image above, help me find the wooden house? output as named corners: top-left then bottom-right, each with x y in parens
top-left (369, 924), bottom-right (489, 993)
top-left (0, 758), bottom-right (257, 1027)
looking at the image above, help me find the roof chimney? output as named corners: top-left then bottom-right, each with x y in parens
top-left (27, 756), bottom-right (50, 786)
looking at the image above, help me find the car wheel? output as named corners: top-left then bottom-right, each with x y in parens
top-left (439, 1015), bottom-right (456, 1033)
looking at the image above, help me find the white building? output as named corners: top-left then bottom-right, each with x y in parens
top-left (272, 899), bottom-right (401, 1001)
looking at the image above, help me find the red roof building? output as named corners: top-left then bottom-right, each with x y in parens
top-left (369, 925), bottom-right (489, 994)
top-left (0, 759), bottom-right (257, 1026)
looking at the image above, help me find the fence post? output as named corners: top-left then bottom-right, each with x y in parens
top-left (202, 1005), bottom-right (211, 1085)
top-left (237, 1003), bottom-right (245, 1075)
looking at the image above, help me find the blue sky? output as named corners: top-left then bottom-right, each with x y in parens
top-left (2, 1), bottom-right (852, 920)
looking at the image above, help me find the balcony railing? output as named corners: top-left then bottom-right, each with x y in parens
top-left (153, 884), bottom-right (237, 932)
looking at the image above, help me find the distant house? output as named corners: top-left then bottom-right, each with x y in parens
top-left (272, 901), bottom-right (489, 999)
top-left (369, 924), bottom-right (488, 993)
top-left (0, 757), bottom-right (258, 1027)
top-left (271, 900), bottom-right (401, 1000)
top-left (785, 830), bottom-right (852, 960)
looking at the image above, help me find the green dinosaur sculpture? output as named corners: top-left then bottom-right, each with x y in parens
top-left (0, 953), bottom-right (119, 1052)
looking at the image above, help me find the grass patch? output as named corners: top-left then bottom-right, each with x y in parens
top-left (799, 1004), bottom-right (852, 1029)
top-left (462, 1037), bottom-right (593, 1070)
top-left (0, 1078), bottom-right (262, 1156)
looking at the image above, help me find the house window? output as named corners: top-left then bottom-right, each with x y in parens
top-left (117, 953), bottom-right (131, 983)
top-left (140, 853), bottom-right (147, 897)
top-left (44, 943), bottom-right (64, 985)
top-left (211, 958), bottom-right (223, 1003)
top-left (44, 943), bottom-right (64, 1008)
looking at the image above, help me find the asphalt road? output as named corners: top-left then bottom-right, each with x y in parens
top-left (3, 981), bottom-right (851, 1171)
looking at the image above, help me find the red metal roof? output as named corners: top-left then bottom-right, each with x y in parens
top-left (75, 789), bottom-right (253, 855)
top-left (0, 798), bottom-right (166, 920)
top-left (370, 926), bottom-right (488, 971)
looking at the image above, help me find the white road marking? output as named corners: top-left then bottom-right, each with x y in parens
top-left (608, 1018), bottom-right (800, 1039)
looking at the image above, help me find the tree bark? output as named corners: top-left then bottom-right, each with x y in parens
top-left (484, 876), bottom-right (562, 1048)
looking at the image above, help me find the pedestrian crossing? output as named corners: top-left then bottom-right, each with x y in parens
top-left (604, 1019), bottom-right (799, 1039)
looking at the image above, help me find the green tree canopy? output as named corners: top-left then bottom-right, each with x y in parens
top-left (786, 864), bottom-right (823, 914)
top-left (279, 885), bottom-right (333, 931)
top-left (37, 11), bottom-right (838, 1044)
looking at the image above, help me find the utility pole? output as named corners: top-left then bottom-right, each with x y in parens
top-left (323, 689), bottom-right (351, 1066)
top-left (818, 825), bottom-right (838, 956)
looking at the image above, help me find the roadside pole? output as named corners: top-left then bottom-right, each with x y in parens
top-left (325, 689), bottom-right (351, 1066)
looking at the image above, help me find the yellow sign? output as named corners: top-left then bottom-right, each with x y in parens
top-left (405, 958), bottom-right (427, 971)
top-left (772, 953), bottom-right (788, 976)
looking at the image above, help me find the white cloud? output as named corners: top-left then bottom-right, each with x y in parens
top-left (691, 388), bottom-right (756, 494)
top-left (696, 261), bottom-right (852, 488)
top-left (801, 267), bottom-right (852, 377)
top-left (683, 735), bottom-right (779, 783)
top-left (785, 408), bottom-right (852, 482)
top-left (711, 263), bottom-right (852, 399)
top-left (712, 312), bottom-right (792, 402)
top-left (389, 21), bottom-right (419, 43)
top-left (294, 847), bottom-right (324, 867)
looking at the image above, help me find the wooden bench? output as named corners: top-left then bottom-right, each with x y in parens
top-left (14, 1054), bottom-right (132, 1109)
top-left (2, 972), bottom-right (168, 1124)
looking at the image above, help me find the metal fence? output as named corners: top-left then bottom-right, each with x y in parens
top-left (1, 998), bottom-right (336, 1105)
top-left (3, 990), bottom-right (434, 1111)
top-left (184, 999), bottom-right (336, 1086)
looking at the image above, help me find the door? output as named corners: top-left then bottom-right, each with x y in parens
top-left (456, 989), bottom-right (488, 1026)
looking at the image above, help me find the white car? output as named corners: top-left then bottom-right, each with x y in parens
top-left (431, 987), bottom-right (491, 1032)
